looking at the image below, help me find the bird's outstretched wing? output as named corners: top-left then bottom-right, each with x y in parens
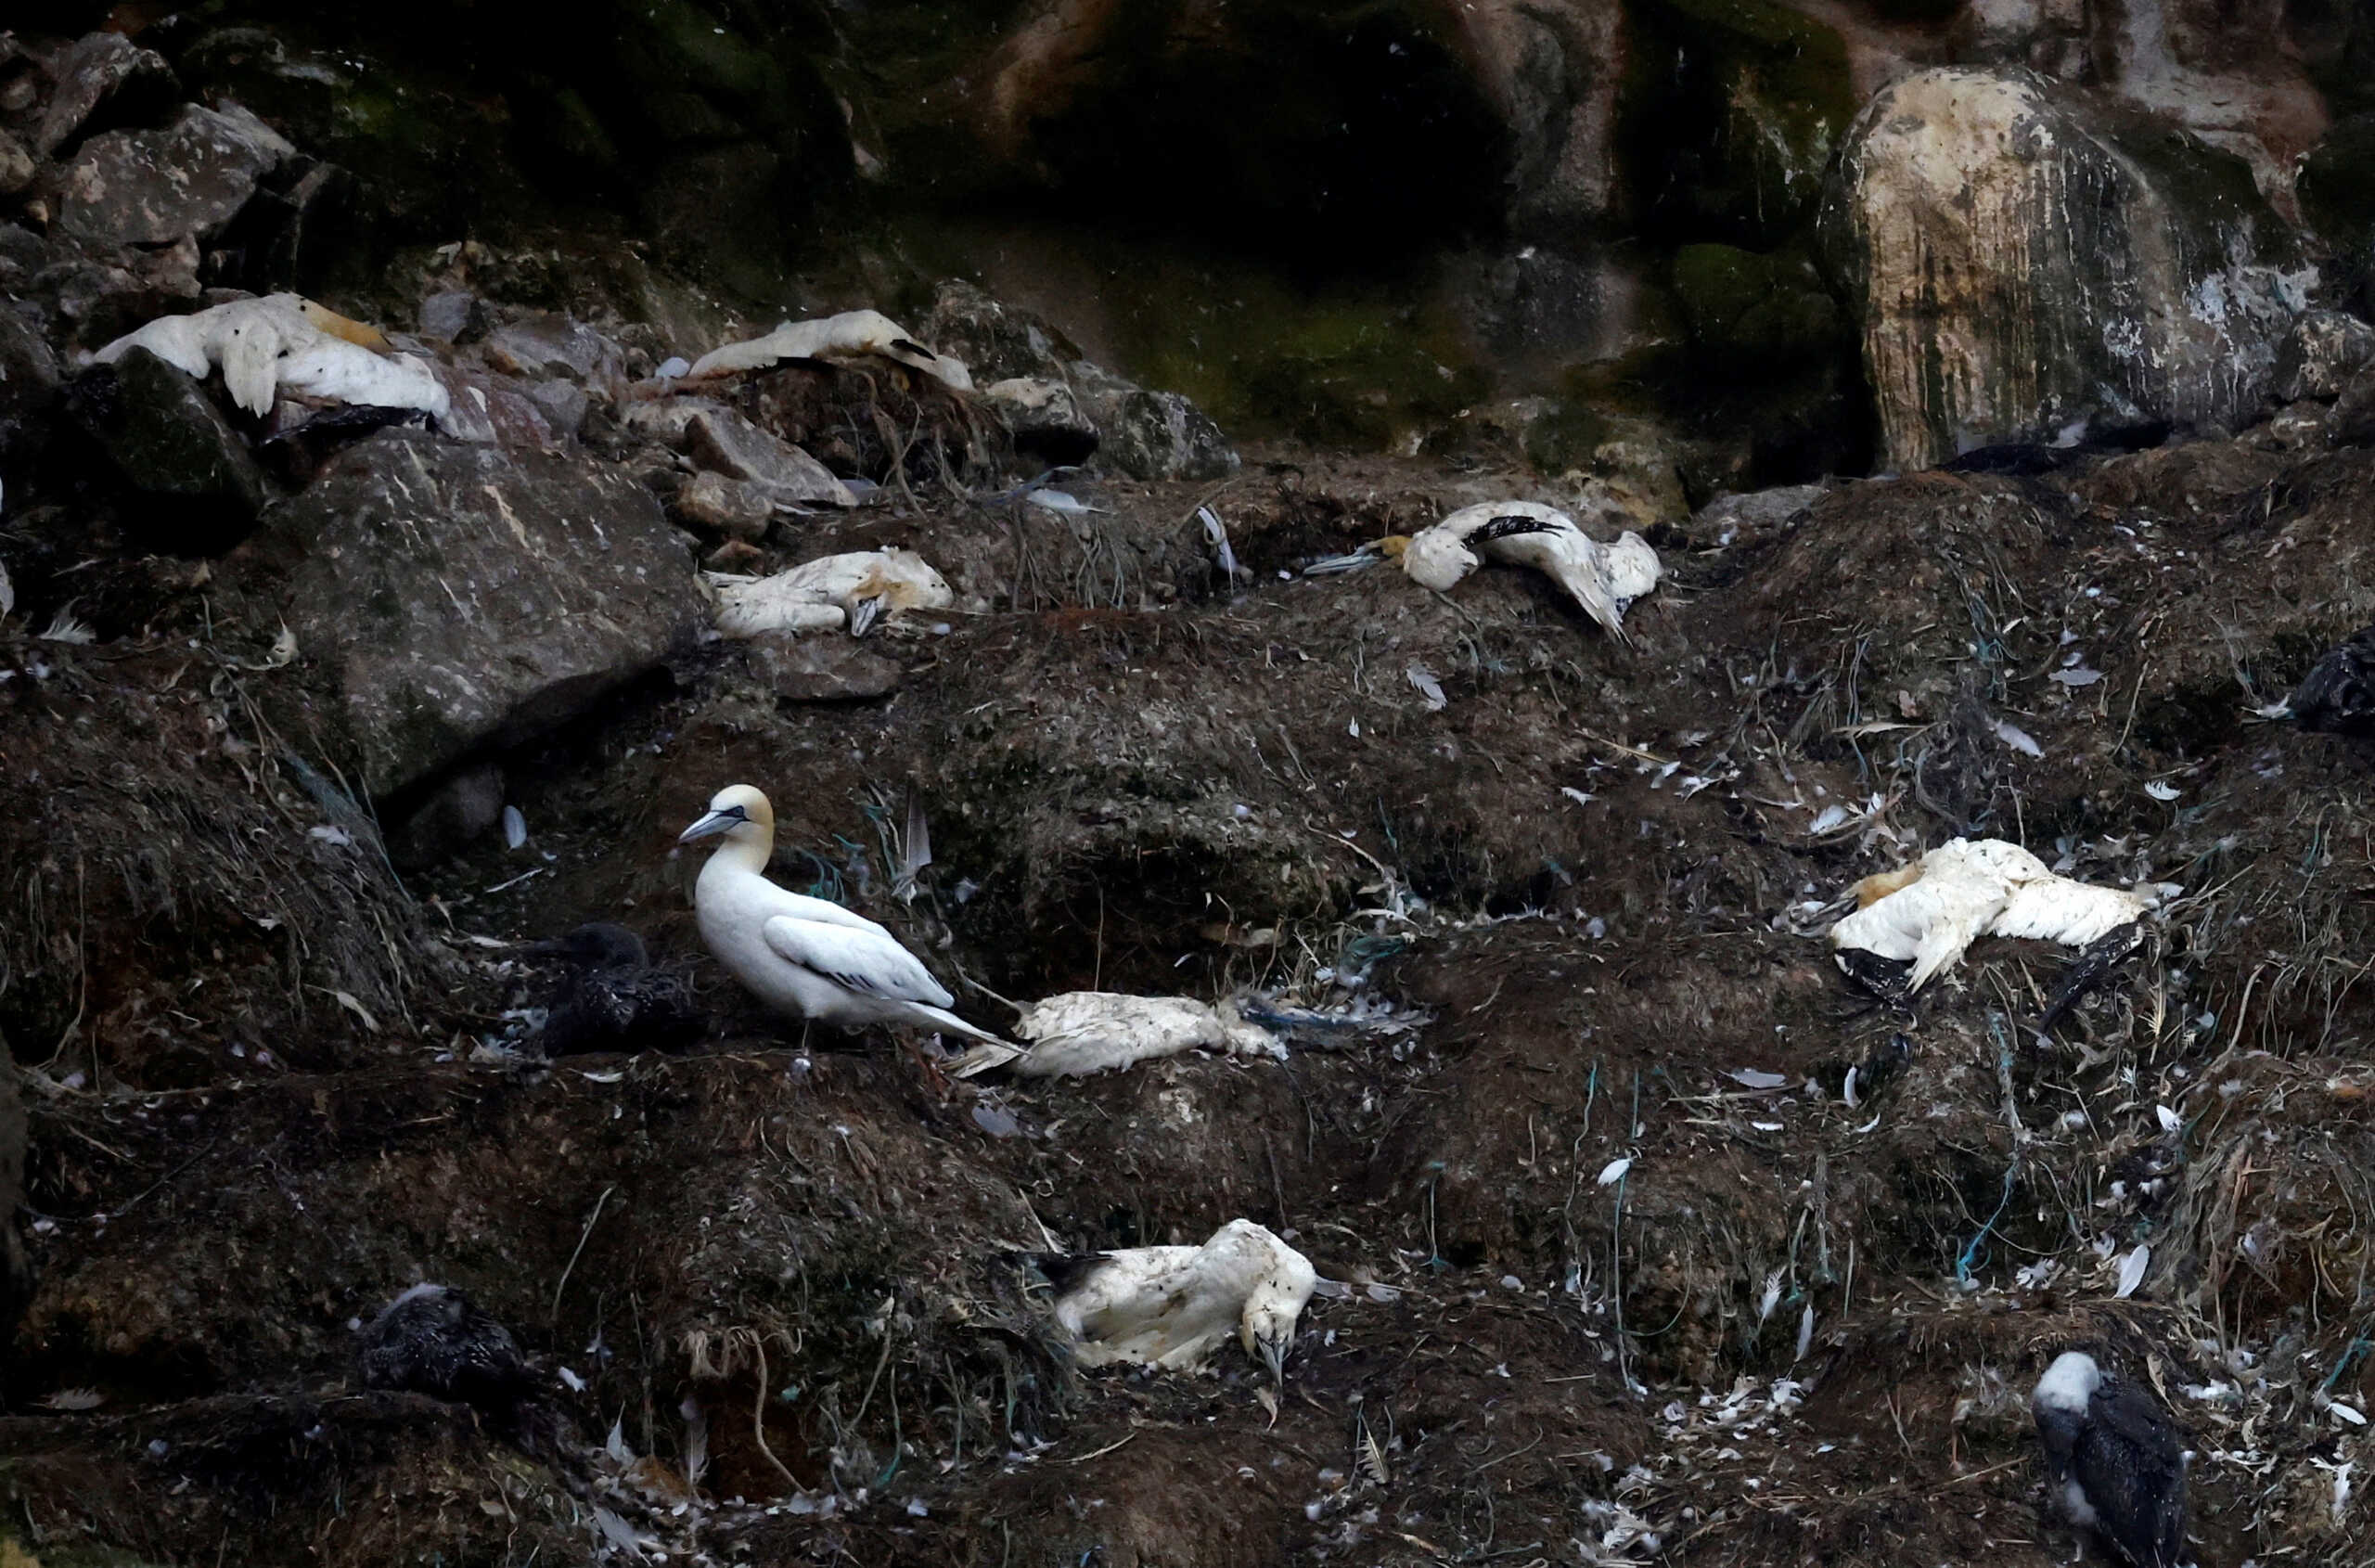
top-left (760, 915), bottom-right (955, 1008)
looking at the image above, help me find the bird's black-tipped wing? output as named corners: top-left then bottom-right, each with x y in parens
top-left (2073, 1378), bottom-right (2188, 1568)
top-left (2037, 920), bottom-right (2148, 1035)
top-left (1008, 1251), bottom-right (1111, 1296)
top-left (1468, 513), bottom-right (1567, 545)
top-left (2288, 625), bottom-right (2375, 738)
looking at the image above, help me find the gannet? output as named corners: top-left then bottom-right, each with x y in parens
top-left (521, 923), bottom-right (702, 1056)
top-left (2033, 1351), bottom-right (2188, 1568)
top-left (1008, 992), bottom-right (1284, 1078)
top-left (687, 309), bottom-right (974, 392)
top-left (677, 786), bottom-right (1010, 1055)
top-left (1829, 838), bottom-right (2158, 994)
top-left (360, 1283), bottom-right (537, 1413)
top-left (705, 548), bottom-right (955, 637)
top-left (1021, 1219), bottom-right (1316, 1382)
top-left (96, 294), bottom-right (449, 420)
top-left (1382, 501), bottom-right (1662, 643)
top-left (2279, 623), bottom-right (2375, 737)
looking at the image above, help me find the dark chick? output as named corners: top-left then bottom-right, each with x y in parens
top-left (523, 922), bottom-right (703, 1055)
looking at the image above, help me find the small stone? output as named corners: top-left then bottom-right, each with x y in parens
top-left (745, 632), bottom-right (903, 701)
top-left (921, 280), bottom-right (1077, 383)
top-left (983, 377), bottom-right (1099, 467)
top-left (704, 538), bottom-right (767, 572)
top-left (0, 129), bottom-right (32, 196)
top-left (686, 406), bottom-right (854, 508)
top-left (675, 471), bottom-right (774, 541)
top-left (2329, 365), bottom-right (2375, 449)
top-left (417, 290), bottom-right (483, 344)
top-left (2273, 310), bottom-right (2375, 403)
top-left (485, 314), bottom-right (620, 383)
top-left (526, 379), bottom-right (591, 442)
top-left (1104, 389), bottom-right (1239, 482)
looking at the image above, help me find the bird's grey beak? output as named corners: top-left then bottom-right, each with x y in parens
top-left (1260, 1335), bottom-right (1286, 1386)
top-left (847, 595), bottom-right (884, 638)
top-left (678, 808), bottom-right (741, 843)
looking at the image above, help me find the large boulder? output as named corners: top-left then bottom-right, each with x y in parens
top-left (1820, 68), bottom-right (2307, 470)
top-left (54, 103), bottom-right (294, 251)
top-left (71, 346), bottom-right (272, 546)
top-left (235, 431), bottom-right (703, 798)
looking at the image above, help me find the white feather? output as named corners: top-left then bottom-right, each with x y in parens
top-left (706, 549), bottom-right (953, 637)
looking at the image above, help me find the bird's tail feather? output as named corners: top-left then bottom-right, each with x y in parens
top-left (1005, 1251), bottom-right (1108, 1295)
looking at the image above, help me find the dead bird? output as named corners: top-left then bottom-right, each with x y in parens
top-left (2033, 1350), bottom-right (2189, 1568)
top-left (360, 1283), bottom-right (539, 1413)
top-left (1829, 839), bottom-right (2160, 997)
top-left (520, 922), bottom-right (702, 1056)
top-left (1381, 501), bottom-right (1662, 643)
top-left (2278, 623), bottom-right (2375, 737)
top-left (1013, 1219), bottom-right (1317, 1385)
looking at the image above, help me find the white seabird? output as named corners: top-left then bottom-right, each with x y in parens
top-left (1025, 1219), bottom-right (1316, 1382)
top-left (705, 548), bottom-right (955, 638)
top-left (1385, 501), bottom-right (1662, 643)
top-left (1829, 838), bottom-right (2157, 993)
top-left (677, 785), bottom-right (1013, 1062)
top-left (2032, 1350), bottom-right (2188, 1568)
top-left (96, 294), bottom-right (449, 420)
top-left (1008, 992), bottom-right (1284, 1079)
top-left (687, 309), bottom-right (973, 391)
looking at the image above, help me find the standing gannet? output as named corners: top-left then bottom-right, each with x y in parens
top-left (2033, 1351), bottom-right (2189, 1568)
top-left (1020, 1219), bottom-right (1317, 1383)
top-left (1383, 501), bottom-right (1662, 643)
top-left (96, 294), bottom-right (449, 419)
top-left (678, 786), bottom-right (1010, 1055)
top-left (705, 548), bottom-right (955, 637)
top-left (1829, 838), bottom-right (2158, 995)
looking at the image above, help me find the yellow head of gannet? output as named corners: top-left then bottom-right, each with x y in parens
top-left (677, 781), bottom-right (775, 861)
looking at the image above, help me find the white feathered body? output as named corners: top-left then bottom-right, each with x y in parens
top-left (706, 549), bottom-right (954, 637)
top-left (693, 850), bottom-right (996, 1042)
top-left (689, 309), bottom-right (974, 390)
top-left (1829, 838), bottom-right (2156, 991)
top-left (97, 294), bottom-right (448, 419)
top-left (1401, 501), bottom-right (1662, 640)
top-left (1010, 992), bottom-right (1283, 1079)
top-left (1051, 1220), bottom-right (1316, 1371)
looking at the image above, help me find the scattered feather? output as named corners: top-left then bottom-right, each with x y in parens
top-left (330, 989), bottom-right (380, 1033)
top-left (38, 610), bottom-right (95, 645)
top-left (2115, 1243), bottom-right (2150, 1298)
top-left (1794, 1304), bottom-right (1815, 1361)
top-left (2334, 1400), bottom-right (2369, 1427)
top-left (2049, 667), bottom-right (2104, 687)
top-left (1597, 1156), bottom-right (1633, 1186)
top-left (502, 804), bottom-right (528, 850)
top-left (2144, 780), bottom-right (2181, 802)
top-left (1727, 1068), bottom-right (1788, 1089)
top-left (38, 1388), bottom-right (105, 1411)
top-left (2155, 1103), bottom-right (2181, 1133)
top-left (1807, 803), bottom-right (1849, 835)
top-left (1560, 787), bottom-right (1596, 806)
top-left (1406, 662), bottom-right (1447, 712)
top-left (1993, 719), bottom-right (2044, 757)
top-left (308, 824), bottom-right (354, 847)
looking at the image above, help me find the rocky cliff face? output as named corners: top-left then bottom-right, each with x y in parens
top-left (11, 6), bottom-right (2375, 1568)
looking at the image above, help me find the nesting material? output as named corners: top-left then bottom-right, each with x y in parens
top-left (1026, 1219), bottom-right (1316, 1381)
top-left (704, 549), bottom-right (954, 638)
top-left (1829, 837), bottom-right (2158, 992)
top-left (687, 309), bottom-right (973, 391)
top-left (1390, 500), bottom-right (1662, 643)
top-left (96, 294), bottom-right (448, 419)
top-left (1008, 992), bottom-right (1284, 1079)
